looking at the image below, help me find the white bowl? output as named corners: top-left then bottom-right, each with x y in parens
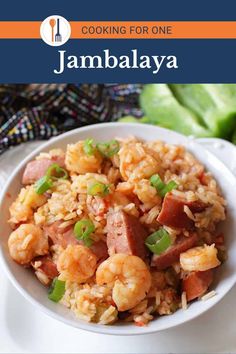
top-left (0, 123), bottom-right (236, 336)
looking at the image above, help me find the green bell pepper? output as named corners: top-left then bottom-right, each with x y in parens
top-left (140, 84), bottom-right (212, 137)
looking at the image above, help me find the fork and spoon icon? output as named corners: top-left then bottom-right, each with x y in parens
top-left (49, 18), bottom-right (62, 43)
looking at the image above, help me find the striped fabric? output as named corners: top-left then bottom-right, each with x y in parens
top-left (0, 84), bottom-right (142, 154)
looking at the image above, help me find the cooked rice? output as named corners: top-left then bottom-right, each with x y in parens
top-left (35, 270), bottom-right (50, 285)
top-left (181, 292), bottom-right (188, 310)
top-left (99, 305), bottom-right (117, 325)
top-left (201, 290), bottom-right (217, 301)
top-left (36, 148), bottom-right (65, 161)
top-left (123, 203), bottom-right (139, 217)
top-left (58, 219), bottom-right (79, 229)
top-left (61, 282), bottom-right (117, 324)
top-left (8, 137), bottom-right (227, 327)
top-left (155, 291), bottom-right (161, 307)
top-left (183, 205), bottom-right (195, 221)
top-left (140, 205), bottom-right (160, 225)
top-left (129, 300), bottom-right (148, 314)
top-left (134, 312), bottom-right (154, 326)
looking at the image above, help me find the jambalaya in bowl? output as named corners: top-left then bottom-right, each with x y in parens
top-left (7, 136), bottom-right (226, 326)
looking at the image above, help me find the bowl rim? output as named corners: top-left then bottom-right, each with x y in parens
top-left (1, 122), bottom-right (236, 336)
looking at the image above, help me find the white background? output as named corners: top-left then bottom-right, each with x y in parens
top-left (0, 140), bottom-right (236, 354)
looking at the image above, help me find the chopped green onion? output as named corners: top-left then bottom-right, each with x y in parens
top-left (74, 219), bottom-right (95, 247)
top-left (150, 174), bottom-right (178, 197)
top-left (145, 228), bottom-right (171, 255)
top-left (46, 163), bottom-right (68, 180)
top-left (83, 138), bottom-right (95, 156)
top-left (159, 181), bottom-right (178, 197)
top-left (34, 163), bottom-right (68, 195)
top-left (34, 175), bottom-right (53, 194)
top-left (88, 182), bottom-right (110, 197)
top-left (150, 174), bottom-right (165, 191)
top-left (96, 140), bottom-right (120, 157)
top-left (48, 278), bottom-right (65, 302)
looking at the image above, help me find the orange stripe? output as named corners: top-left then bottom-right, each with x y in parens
top-left (70, 21), bottom-right (236, 39)
top-left (1, 21), bottom-right (236, 39)
top-left (0, 22), bottom-right (40, 38)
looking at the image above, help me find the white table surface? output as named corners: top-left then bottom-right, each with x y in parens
top-left (0, 140), bottom-right (236, 354)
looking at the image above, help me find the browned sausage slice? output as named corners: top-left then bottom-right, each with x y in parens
top-left (182, 270), bottom-right (213, 301)
top-left (90, 240), bottom-right (108, 262)
top-left (151, 233), bottom-right (198, 270)
top-left (107, 210), bottom-right (148, 259)
top-left (22, 155), bottom-right (65, 185)
top-left (32, 256), bottom-right (59, 285)
top-left (157, 194), bottom-right (207, 229)
top-left (44, 221), bottom-right (78, 249)
top-left (44, 221), bottom-right (108, 261)
top-left (36, 257), bottom-right (59, 279)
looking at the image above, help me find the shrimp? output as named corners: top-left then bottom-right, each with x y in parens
top-left (119, 142), bottom-right (160, 182)
top-left (96, 254), bottom-right (151, 311)
top-left (65, 141), bottom-right (103, 174)
top-left (134, 179), bottom-right (161, 208)
top-left (8, 223), bottom-right (49, 265)
top-left (180, 244), bottom-right (221, 272)
top-left (9, 186), bottom-right (47, 226)
top-left (57, 245), bottom-right (97, 283)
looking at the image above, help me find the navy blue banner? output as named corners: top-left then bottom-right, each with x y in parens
top-left (1, 0), bottom-right (236, 21)
top-left (1, 0), bottom-right (236, 83)
top-left (0, 39), bottom-right (234, 83)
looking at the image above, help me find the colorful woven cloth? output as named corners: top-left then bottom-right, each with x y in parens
top-left (0, 84), bottom-right (142, 155)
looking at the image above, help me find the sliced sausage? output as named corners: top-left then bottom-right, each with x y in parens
top-left (182, 270), bottom-right (213, 301)
top-left (107, 210), bottom-right (148, 259)
top-left (22, 156), bottom-right (65, 185)
top-left (33, 256), bottom-right (59, 279)
top-left (90, 240), bottom-right (108, 262)
top-left (151, 233), bottom-right (198, 270)
top-left (51, 155), bottom-right (65, 167)
top-left (32, 256), bottom-right (59, 285)
top-left (44, 221), bottom-right (108, 261)
top-left (157, 194), bottom-right (208, 229)
top-left (188, 200), bottom-right (208, 213)
top-left (43, 221), bottom-right (78, 249)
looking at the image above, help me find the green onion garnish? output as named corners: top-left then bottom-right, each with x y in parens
top-left (34, 175), bottom-right (53, 194)
top-left (150, 174), bottom-right (165, 191)
top-left (88, 182), bottom-right (110, 197)
top-left (46, 163), bottom-right (68, 180)
top-left (150, 174), bottom-right (178, 197)
top-left (83, 138), bottom-right (95, 156)
top-left (48, 278), bottom-right (65, 302)
top-left (74, 219), bottom-right (95, 247)
top-left (96, 140), bottom-right (120, 157)
top-left (159, 181), bottom-right (178, 197)
top-left (145, 228), bottom-right (171, 255)
top-left (34, 163), bottom-right (68, 195)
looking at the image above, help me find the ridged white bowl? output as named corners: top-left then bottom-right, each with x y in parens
top-left (0, 123), bottom-right (236, 335)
